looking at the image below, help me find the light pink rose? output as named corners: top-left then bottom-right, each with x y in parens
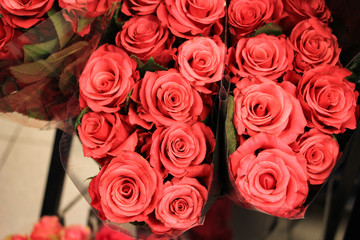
top-left (61, 225), bottom-right (91, 240)
top-left (228, 0), bottom-right (285, 39)
top-left (129, 70), bottom-right (203, 129)
top-left (150, 122), bottom-right (215, 178)
top-left (121, 0), bottom-right (161, 16)
top-left (77, 112), bottom-right (138, 164)
top-left (289, 18), bottom-right (341, 72)
top-left (79, 44), bottom-right (139, 113)
top-left (115, 15), bottom-right (175, 66)
top-left (156, 0), bottom-right (225, 39)
top-left (147, 177), bottom-right (208, 234)
top-left (229, 133), bottom-right (308, 218)
top-left (177, 36), bottom-right (225, 93)
top-left (30, 216), bottom-right (63, 240)
top-left (296, 128), bottom-right (339, 185)
top-left (233, 78), bottom-right (306, 144)
top-left (0, 0), bottom-right (55, 28)
top-left (228, 34), bottom-right (294, 80)
top-left (93, 151), bottom-right (163, 223)
top-left (297, 65), bottom-right (358, 134)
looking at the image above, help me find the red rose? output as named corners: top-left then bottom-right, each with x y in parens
top-left (30, 216), bottom-right (63, 240)
top-left (4, 235), bottom-right (28, 240)
top-left (95, 226), bottom-right (135, 240)
top-left (115, 15), bottom-right (175, 66)
top-left (156, 0), bottom-right (225, 39)
top-left (282, 0), bottom-right (332, 29)
top-left (297, 65), bottom-right (358, 134)
top-left (233, 78), bottom-right (306, 144)
top-left (289, 18), bottom-right (341, 72)
top-left (147, 177), bottom-right (208, 234)
top-left (150, 122), bottom-right (215, 178)
top-left (129, 70), bottom-right (203, 129)
top-left (177, 36), bottom-right (225, 94)
top-left (79, 44), bottom-right (139, 113)
top-left (0, 19), bottom-right (15, 60)
top-left (77, 112), bottom-right (138, 162)
top-left (228, 34), bottom-right (294, 81)
top-left (0, 0), bottom-right (55, 29)
top-left (229, 133), bottom-right (308, 218)
top-left (296, 128), bottom-right (339, 185)
top-left (228, 0), bottom-right (285, 39)
top-left (121, 0), bottom-right (161, 16)
top-left (61, 225), bottom-right (91, 240)
top-left (93, 151), bottom-right (163, 223)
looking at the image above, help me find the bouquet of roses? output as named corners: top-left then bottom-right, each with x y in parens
top-left (66, 0), bottom-right (227, 239)
top-left (225, 0), bottom-right (359, 219)
top-left (0, 0), bottom-right (119, 129)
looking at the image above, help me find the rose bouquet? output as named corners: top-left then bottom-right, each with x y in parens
top-left (0, 0), bottom-right (119, 129)
top-left (61, 0), bottom-right (227, 239)
top-left (225, 0), bottom-right (359, 219)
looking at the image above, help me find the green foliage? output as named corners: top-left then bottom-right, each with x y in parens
top-left (131, 55), bottom-right (168, 77)
top-left (75, 107), bottom-right (90, 129)
top-left (346, 52), bottom-right (360, 83)
top-left (251, 23), bottom-right (283, 37)
top-left (225, 95), bottom-right (237, 155)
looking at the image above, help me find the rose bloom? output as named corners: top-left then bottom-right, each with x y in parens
top-left (296, 128), bottom-right (339, 185)
top-left (121, 0), bottom-right (161, 16)
top-left (289, 18), bottom-right (341, 72)
top-left (228, 33), bottom-right (294, 81)
top-left (147, 177), bottom-right (208, 234)
top-left (150, 122), bottom-right (215, 178)
top-left (89, 151), bottom-right (163, 223)
top-left (228, 0), bottom-right (285, 39)
top-left (30, 216), bottom-right (63, 240)
top-left (297, 65), bottom-right (358, 134)
top-left (233, 78), bottom-right (307, 144)
top-left (78, 111), bottom-right (137, 163)
top-left (79, 44), bottom-right (138, 113)
top-left (282, 0), bottom-right (332, 28)
top-left (4, 235), bottom-right (28, 240)
top-left (129, 70), bottom-right (203, 129)
top-left (156, 0), bottom-right (225, 39)
top-left (95, 226), bottom-right (135, 240)
top-left (0, 0), bottom-right (54, 28)
top-left (229, 133), bottom-right (308, 218)
top-left (177, 36), bottom-right (225, 93)
top-left (0, 19), bottom-right (15, 60)
top-left (60, 225), bottom-right (91, 240)
top-left (115, 15), bottom-right (175, 66)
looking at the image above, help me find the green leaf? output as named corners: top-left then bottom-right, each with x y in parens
top-left (59, 57), bottom-right (84, 96)
top-left (75, 107), bottom-right (90, 129)
top-left (251, 23), bottom-right (283, 37)
top-left (28, 108), bottom-right (45, 120)
top-left (77, 16), bottom-right (95, 34)
top-left (332, 134), bottom-right (338, 142)
top-left (346, 52), bottom-right (360, 83)
top-left (48, 9), bottom-right (74, 49)
top-left (131, 55), bottom-right (168, 77)
top-left (23, 39), bottom-right (59, 63)
top-left (10, 41), bottom-right (88, 84)
top-left (225, 95), bottom-right (237, 155)
top-left (130, 221), bottom-right (146, 226)
top-left (85, 175), bottom-right (97, 181)
top-left (124, 89), bottom-right (133, 113)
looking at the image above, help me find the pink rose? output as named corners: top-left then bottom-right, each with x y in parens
top-left (228, 34), bottom-right (294, 80)
top-left (30, 216), bottom-right (63, 240)
top-left (129, 70), bottom-right (204, 129)
top-left (95, 226), bottom-right (135, 240)
top-left (229, 133), bottom-right (308, 218)
top-left (121, 0), bottom-right (161, 16)
top-left (92, 151), bottom-right (163, 223)
top-left (282, 0), bottom-right (332, 29)
top-left (228, 0), bottom-right (285, 39)
top-left (147, 177), bottom-right (208, 234)
top-left (233, 78), bottom-right (306, 144)
top-left (150, 122), bottom-right (215, 178)
top-left (77, 112), bottom-right (138, 163)
top-left (0, 0), bottom-right (54, 28)
top-left (79, 44), bottom-right (139, 113)
top-left (156, 0), bottom-right (225, 39)
top-left (297, 65), bottom-right (358, 134)
top-left (115, 15), bottom-right (175, 66)
top-left (289, 18), bottom-right (341, 72)
top-left (61, 225), bottom-right (91, 240)
top-left (296, 128), bottom-right (339, 185)
top-left (177, 36), bottom-right (225, 93)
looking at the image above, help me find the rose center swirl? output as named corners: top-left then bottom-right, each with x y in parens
top-left (259, 173), bottom-right (276, 190)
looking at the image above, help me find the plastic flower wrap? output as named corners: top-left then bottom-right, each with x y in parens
top-left (60, 1), bottom-right (227, 239)
top-left (0, 0), bottom-right (120, 129)
top-left (224, 0), bottom-right (360, 219)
